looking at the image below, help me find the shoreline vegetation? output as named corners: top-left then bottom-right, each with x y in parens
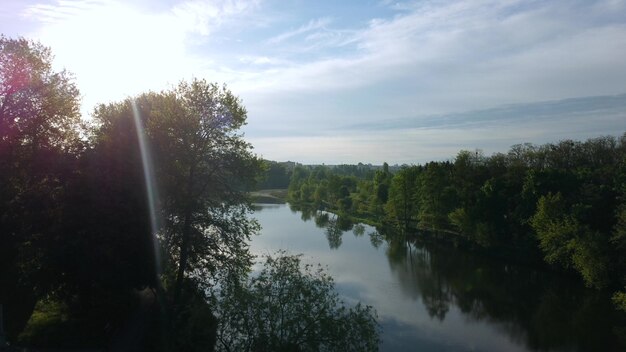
top-left (256, 134), bottom-right (626, 315)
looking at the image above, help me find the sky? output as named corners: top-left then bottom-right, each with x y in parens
top-left (2, 0), bottom-right (626, 164)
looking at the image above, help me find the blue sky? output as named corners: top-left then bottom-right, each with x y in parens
top-left (2, 0), bottom-right (626, 164)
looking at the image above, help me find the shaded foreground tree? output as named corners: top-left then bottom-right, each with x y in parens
top-left (92, 81), bottom-right (262, 296)
top-left (88, 81), bottom-right (262, 351)
top-left (215, 252), bottom-right (380, 352)
top-left (0, 35), bottom-right (82, 341)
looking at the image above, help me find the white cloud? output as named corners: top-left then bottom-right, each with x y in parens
top-left (232, 0), bottom-right (626, 126)
top-left (172, 0), bottom-right (261, 36)
top-left (13, 0), bottom-right (626, 162)
top-left (266, 17), bottom-right (332, 44)
top-left (238, 55), bottom-right (290, 66)
top-left (23, 0), bottom-right (111, 23)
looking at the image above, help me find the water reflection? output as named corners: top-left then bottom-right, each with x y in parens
top-left (385, 236), bottom-right (626, 351)
top-left (252, 203), bottom-right (282, 212)
top-left (253, 203), bottom-right (626, 352)
top-left (289, 204), bottom-right (356, 250)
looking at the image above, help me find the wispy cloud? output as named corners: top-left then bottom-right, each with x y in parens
top-left (232, 0), bottom-right (626, 163)
top-left (342, 94), bottom-right (626, 132)
top-left (22, 0), bottom-right (111, 23)
top-left (238, 55), bottom-right (290, 66)
top-left (172, 0), bottom-right (261, 36)
top-left (266, 17), bottom-right (332, 44)
top-left (237, 0), bottom-right (626, 110)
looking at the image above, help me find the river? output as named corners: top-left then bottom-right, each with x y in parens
top-left (250, 203), bottom-right (625, 352)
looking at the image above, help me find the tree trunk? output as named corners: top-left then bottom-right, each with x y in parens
top-left (175, 164), bottom-right (196, 301)
top-left (175, 208), bottom-right (193, 301)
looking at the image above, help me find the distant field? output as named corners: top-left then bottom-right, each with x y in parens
top-left (250, 189), bottom-right (288, 204)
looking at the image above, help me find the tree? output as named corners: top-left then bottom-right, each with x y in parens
top-left (257, 161), bottom-right (291, 189)
top-left (531, 193), bottom-right (609, 288)
top-left (386, 166), bottom-right (420, 228)
top-left (370, 163), bottom-right (391, 214)
top-left (0, 36), bottom-right (81, 151)
top-left (215, 252), bottom-right (380, 352)
top-left (417, 162), bottom-right (457, 231)
top-left (92, 80), bottom-right (262, 297)
top-left (0, 36), bottom-right (82, 341)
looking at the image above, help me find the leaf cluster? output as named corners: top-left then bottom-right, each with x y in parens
top-left (215, 251), bottom-right (380, 352)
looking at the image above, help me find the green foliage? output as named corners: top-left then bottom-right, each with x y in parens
top-left (257, 161), bottom-right (291, 189)
top-left (285, 134), bottom-right (626, 291)
top-left (385, 166), bottom-right (420, 227)
top-left (531, 193), bottom-right (577, 266)
top-left (612, 206), bottom-right (626, 250)
top-left (417, 162), bottom-right (457, 230)
top-left (160, 280), bottom-right (218, 352)
top-left (0, 35), bottom-right (266, 349)
top-left (215, 252), bottom-right (380, 352)
top-left (613, 290), bottom-right (626, 312)
top-left (1, 35), bottom-right (82, 340)
top-left (0, 35), bottom-right (82, 150)
top-left (531, 193), bottom-right (610, 288)
top-left (92, 80), bottom-right (262, 294)
top-left (448, 208), bottom-right (472, 236)
top-left (569, 235), bottom-right (609, 289)
top-left (17, 301), bottom-right (86, 348)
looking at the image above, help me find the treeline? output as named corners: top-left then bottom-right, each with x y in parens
top-left (286, 136), bottom-right (626, 301)
top-left (256, 160), bottom-right (390, 190)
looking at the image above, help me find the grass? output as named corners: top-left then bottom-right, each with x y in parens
top-left (17, 300), bottom-right (105, 348)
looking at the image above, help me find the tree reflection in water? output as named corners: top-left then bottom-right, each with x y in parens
top-left (290, 204), bottom-right (356, 250)
top-left (385, 232), bottom-right (626, 351)
top-left (286, 203), bottom-right (626, 351)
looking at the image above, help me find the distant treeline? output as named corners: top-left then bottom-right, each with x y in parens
top-left (256, 160), bottom-right (397, 190)
top-left (284, 135), bottom-right (626, 305)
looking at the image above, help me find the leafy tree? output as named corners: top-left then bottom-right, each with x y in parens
top-left (0, 36), bottom-right (82, 341)
top-left (215, 252), bottom-right (380, 352)
top-left (0, 36), bottom-right (81, 151)
top-left (369, 163), bottom-right (391, 215)
top-left (386, 166), bottom-right (420, 228)
top-left (337, 185), bottom-right (352, 212)
top-left (531, 193), bottom-right (609, 288)
top-left (257, 161), bottom-right (291, 189)
top-left (288, 166), bottom-right (310, 201)
top-left (417, 162), bottom-right (457, 231)
top-left (92, 80), bottom-right (262, 298)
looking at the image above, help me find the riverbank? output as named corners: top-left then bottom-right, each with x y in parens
top-left (250, 189), bottom-right (288, 204)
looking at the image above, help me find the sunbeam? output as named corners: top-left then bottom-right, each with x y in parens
top-left (131, 100), bottom-right (162, 281)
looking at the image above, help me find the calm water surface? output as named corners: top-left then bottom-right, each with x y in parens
top-left (250, 203), bottom-right (625, 352)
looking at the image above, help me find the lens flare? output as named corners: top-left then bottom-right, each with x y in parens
top-left (131, 100), bottom-right (162, 280)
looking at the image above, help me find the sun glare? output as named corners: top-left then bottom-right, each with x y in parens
top-left (33, 2), bottom-right (192, 116)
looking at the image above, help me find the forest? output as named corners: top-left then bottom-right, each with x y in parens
top-left (283, 136), bottom-right (626, 309)
top-left (0, 36), bottom-right (379, 351)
